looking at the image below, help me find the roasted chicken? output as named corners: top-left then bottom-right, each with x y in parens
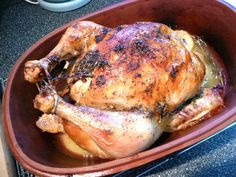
top-left (24, 21), bottom-right (225, 159)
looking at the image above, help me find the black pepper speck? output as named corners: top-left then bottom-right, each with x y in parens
top-left (95, 35), bottom-right (103, 43)
top-left (134, 73), bottom-right (141, 78)
top-left (96, 75), bottom-right (106, 86)
top-left (102, 28), bottom-right (109, 35)
top-left (134, 39), bottom-right (149, 53)
top-left (114, 43), bottom-right (125, 52)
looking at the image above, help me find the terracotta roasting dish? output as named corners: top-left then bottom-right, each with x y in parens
top-left (2, 0), bottom-right (236, 176)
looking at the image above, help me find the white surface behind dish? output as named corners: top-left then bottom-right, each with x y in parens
top-left (224, 0), bottom-right (236, 7)
top-left (38, 0), bottom-right (92, 12)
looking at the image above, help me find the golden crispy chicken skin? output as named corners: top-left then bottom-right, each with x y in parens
top-left (25, 21), bottom-right (225, 159)
top-left (70, 22), bottom-right (205, 114)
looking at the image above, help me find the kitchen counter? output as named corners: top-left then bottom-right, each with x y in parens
top-left (0, 0), bottom-right (235, 176)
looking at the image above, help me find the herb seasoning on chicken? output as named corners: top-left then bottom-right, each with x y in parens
top-left (24, 21), bottom-right (226, 159)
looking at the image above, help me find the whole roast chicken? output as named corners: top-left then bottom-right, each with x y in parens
top-left (24, 21), bottom-right (225, 159)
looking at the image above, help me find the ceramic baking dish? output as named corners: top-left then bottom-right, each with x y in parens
top-left (3, 0), bottom-right (236, 176)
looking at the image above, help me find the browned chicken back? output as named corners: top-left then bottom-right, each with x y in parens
top-left (70, 22), bottom-right (205, 115)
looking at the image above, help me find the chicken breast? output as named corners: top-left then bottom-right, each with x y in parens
top-left (70, 22), bottom-right (205, 116)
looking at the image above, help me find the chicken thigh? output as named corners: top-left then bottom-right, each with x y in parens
top-left (25, 21), bottom-right (225, 159)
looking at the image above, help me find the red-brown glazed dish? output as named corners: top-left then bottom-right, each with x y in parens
top-left (2, 0), bottom-right (236, 176)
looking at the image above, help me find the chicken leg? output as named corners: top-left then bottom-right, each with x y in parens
top-left (33, 87), bottom-right (163, 159)
top-left (24, 21), bottom-right (105, 83)
top-left (161, 86), bottom-right (224, 131)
